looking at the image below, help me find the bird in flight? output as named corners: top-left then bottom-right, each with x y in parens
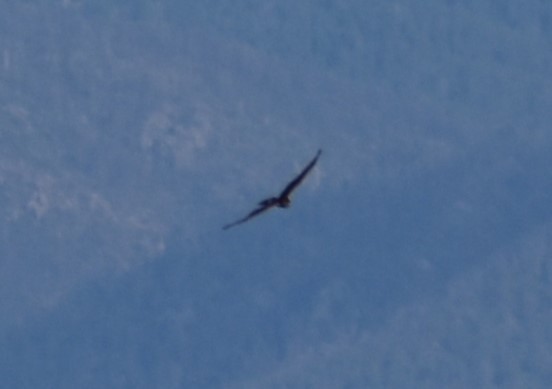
top-left (223, 149), bottom-right (322, 230)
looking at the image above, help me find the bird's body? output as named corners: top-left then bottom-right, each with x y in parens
top-left (258, 196), bottom-right (290, 208)
top-left (223, 149), bottom-right (322, 230)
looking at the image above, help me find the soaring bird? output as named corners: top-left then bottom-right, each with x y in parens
top-left (223, 149), bottom-right (322, 230)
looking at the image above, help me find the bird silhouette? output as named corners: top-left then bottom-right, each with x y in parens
top-left (223, 149), bottom-right (322, 230)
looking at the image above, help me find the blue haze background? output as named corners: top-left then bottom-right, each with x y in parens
top-left (1, 1), bottom-right (552, 387)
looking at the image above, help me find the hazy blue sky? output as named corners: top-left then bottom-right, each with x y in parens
top-left (1, 1), bottom-right (552, 388)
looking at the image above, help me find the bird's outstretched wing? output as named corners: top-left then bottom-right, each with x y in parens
top-left (278, 149), bottom-right (322, 199)
top-left (222, 201), bottom-right (277, 230)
